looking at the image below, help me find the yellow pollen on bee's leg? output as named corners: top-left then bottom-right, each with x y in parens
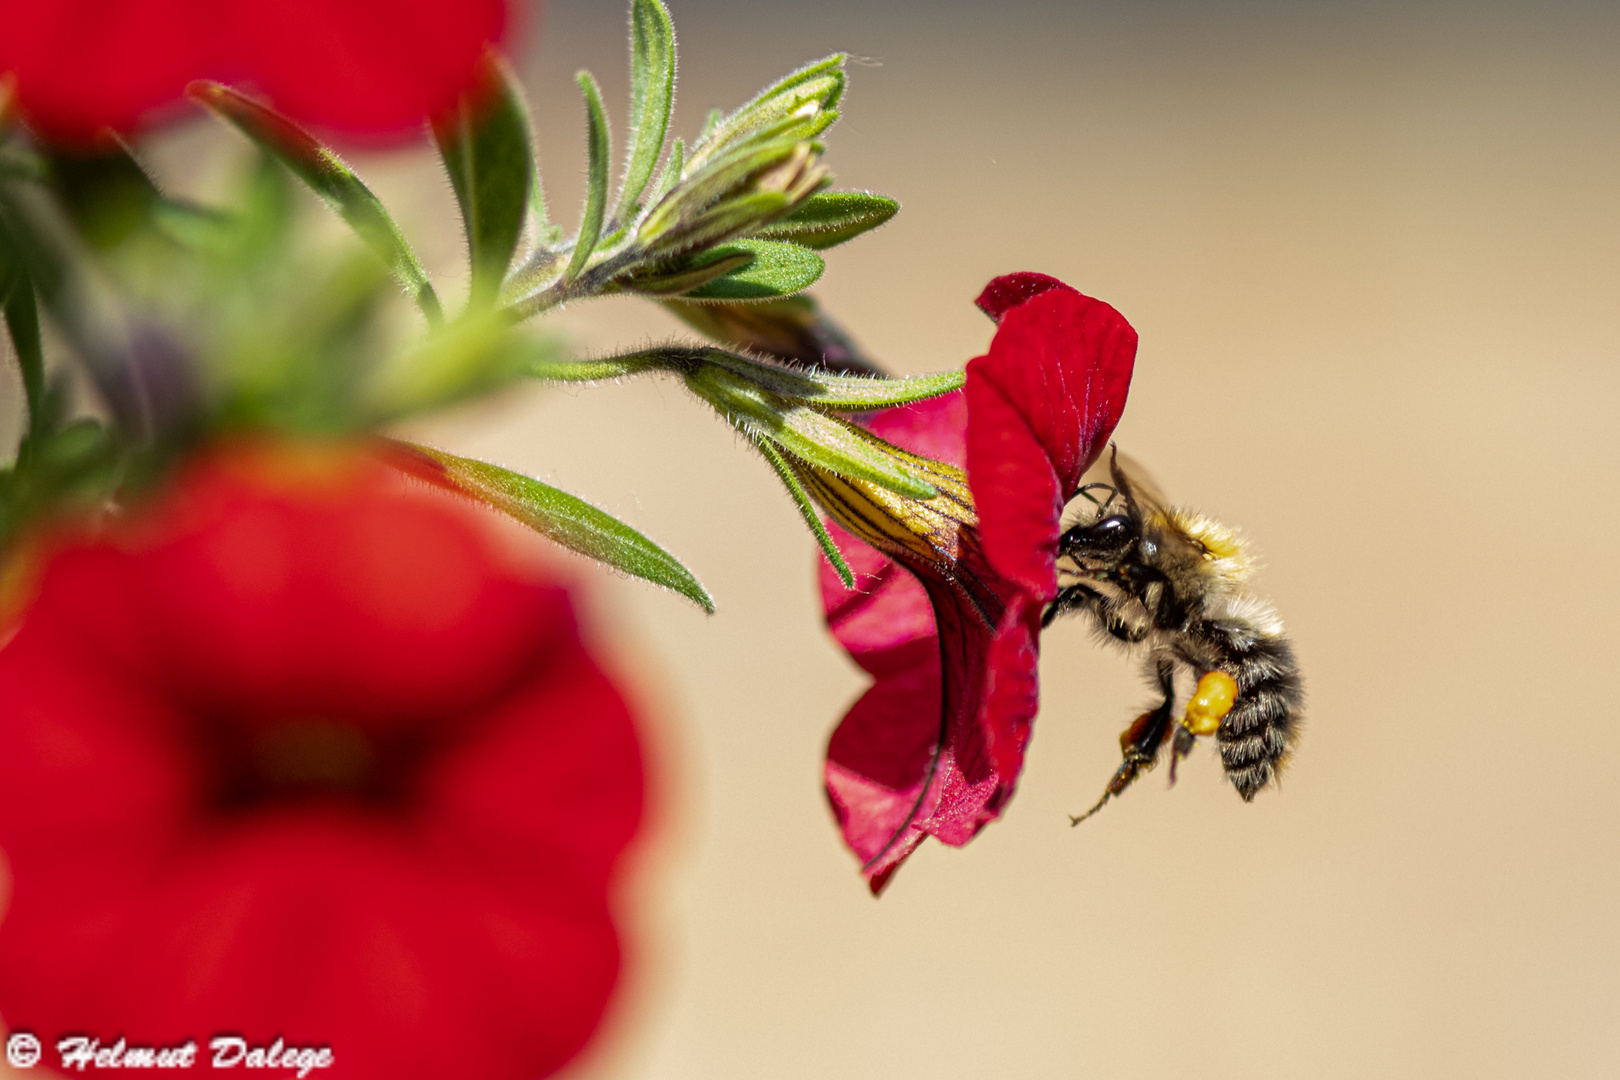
top-left (1182, 671), bottom-right (1238, 736)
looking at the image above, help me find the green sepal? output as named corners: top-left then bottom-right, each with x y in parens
top-left (683, 239), bottom-right (823, 301)
top-left (615, 0), bottom-right (676, 223)
top-left (524, 352), bottom-right (665, 382)
top-left (639, 134), bottom-right (817, 250)
top-left (188, 82), bottom-right (443, 325)
top-left (755, 437), bottom-right (853, 588)
top-left (685, 364), bottom-right (937, 498)
top-left (755, 191), bottom-right (898, 250)
top-left (433, 55), bottom-right (536, 305)
top-left (687, 55), bottom-right (845, 170)
top-left (564, 71), bottom-right (612, 283)
top-left (653, 191), bottom-right (789, 258)
top-left (663, 295), bottom-right (880, 375)
top-left (553, 343), bottom-right (954, 407)
top-left (699, 350), bottom-right (962, 410)
top-left (387, 441), bottom-right (715, 613)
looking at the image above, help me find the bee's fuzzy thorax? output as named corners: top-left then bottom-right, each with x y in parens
top-left (1162, 508), bottom-right (1256, 581)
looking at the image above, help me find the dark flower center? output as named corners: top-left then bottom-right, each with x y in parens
top-left (204, 715), bottom-right (434, 813)
top-left (253, 719), bottom-right (378, 793)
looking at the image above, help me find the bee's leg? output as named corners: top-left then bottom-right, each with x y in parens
top-left (1169, 726), bottom-right (1196, 786)
top-left (1043, 583), bottom-right (1098, 627)
top-left (1071, 660), bottom-right (1176, 825)
top-left (1044, 583), bottom-right (1147, 643)
top-left (1169, 670), bottom-right (1239, 785)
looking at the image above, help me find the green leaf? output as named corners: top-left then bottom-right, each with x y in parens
top-left (756, 437), bottom-right (853, 587)
top-left (0, 186), bottom-right (97, 378)
top-left (367, 315), bottom-right (561, 420)
top-left (698, 108), bottom-right (723, 142)
top-left (755, 191), bottom-right (898, 250)
top-left (0, 149), bottom-right (48, 184)
top-left (387, 442), bottom-right (715, 613)
top-left (188, 81), bottom-right (443, 325)
top-left (648, 137), bottom-right (684, 205)
top-left (433, 55), bottom-right (536, 304)
top-left (616, 0), bottom-right (676, 224)
top-left (0, 416), bottom-right (121, 552)
top-left (684, 239), bottom-right (823, 301)
top-left (45, 146), bottom-right (162, 251)
top-left (1, 266), bottom-right (43, 455)
top-left (565, 71), bottom-right (613, 283)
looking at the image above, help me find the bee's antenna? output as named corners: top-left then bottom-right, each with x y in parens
top-left (1075, 482), bottom-right (1118, 512)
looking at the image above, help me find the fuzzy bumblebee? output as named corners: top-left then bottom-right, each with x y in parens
top-left (1049, 447), bottom-right (1304, 822)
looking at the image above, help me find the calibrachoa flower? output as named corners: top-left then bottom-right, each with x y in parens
top-left (813, 273), bottom-right (1137, 892)
top-left (0, 442), bottom-right (643, 1079)
top-left (0, 0), bottom-right (511, 144)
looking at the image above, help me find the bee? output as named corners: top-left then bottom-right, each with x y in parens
top-left (1048, 446), bottom-right (1303, 823)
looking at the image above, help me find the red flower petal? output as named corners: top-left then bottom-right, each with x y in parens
top-left (966, 285), bottom-right (1137, 599)
top-left (229, 0), bottom-right (509, 138)
top-left (0, 441), bottom-right (641, 1079)
top-left (818, 394), bottom-right (1040, 892)
top-left (0, 0), bottom-right (511, 144)
top-left (0, 0), bottom-right (215, 141)
top-left (973, 271), bottom-right (1074, 323)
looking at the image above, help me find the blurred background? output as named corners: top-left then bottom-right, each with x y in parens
top-left (139, 0), bottom-right (1620, 1077)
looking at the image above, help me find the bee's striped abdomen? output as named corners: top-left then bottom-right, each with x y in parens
top-left (1203, 620), bottom-right (1303, 800)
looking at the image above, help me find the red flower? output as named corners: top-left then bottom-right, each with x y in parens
top-left (0, 442), bottom-right (642, 1079)
top-left (818, 274), bottom-right (1136, 892)
top-left (0, 0), bottom-right (511, 145)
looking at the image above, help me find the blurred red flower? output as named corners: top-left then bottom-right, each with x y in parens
top-left (0, 442), bottom-right (643, 1079)
top-left (0, 0), bottom-right (512, 145)
top-left (819, 274), bottom-right (1136, 892)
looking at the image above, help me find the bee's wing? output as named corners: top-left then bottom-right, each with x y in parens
top-left (1107, 446), bottom-right (1219, 561)
top-left (1107, 445), bottom-right (1174, 524)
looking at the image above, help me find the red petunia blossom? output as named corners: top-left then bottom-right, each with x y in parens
top-left (0, 442), bottom-right (642, 1079)
top-left (819, 274), bottom-right (1136, 892)
top-left (0, 0), bottom-right (512, 145)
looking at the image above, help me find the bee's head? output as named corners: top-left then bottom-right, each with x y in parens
top-left (1059, 511), bottom-right (1139, 567)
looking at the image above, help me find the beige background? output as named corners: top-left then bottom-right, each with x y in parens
top-left (434, 2), bottom-right (1620, 1078)
top-left (17, 1), bottom-right (1620, 1077)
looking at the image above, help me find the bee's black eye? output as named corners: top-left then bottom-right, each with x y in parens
top-left (1063, 514), bottom-right (1136, 554)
